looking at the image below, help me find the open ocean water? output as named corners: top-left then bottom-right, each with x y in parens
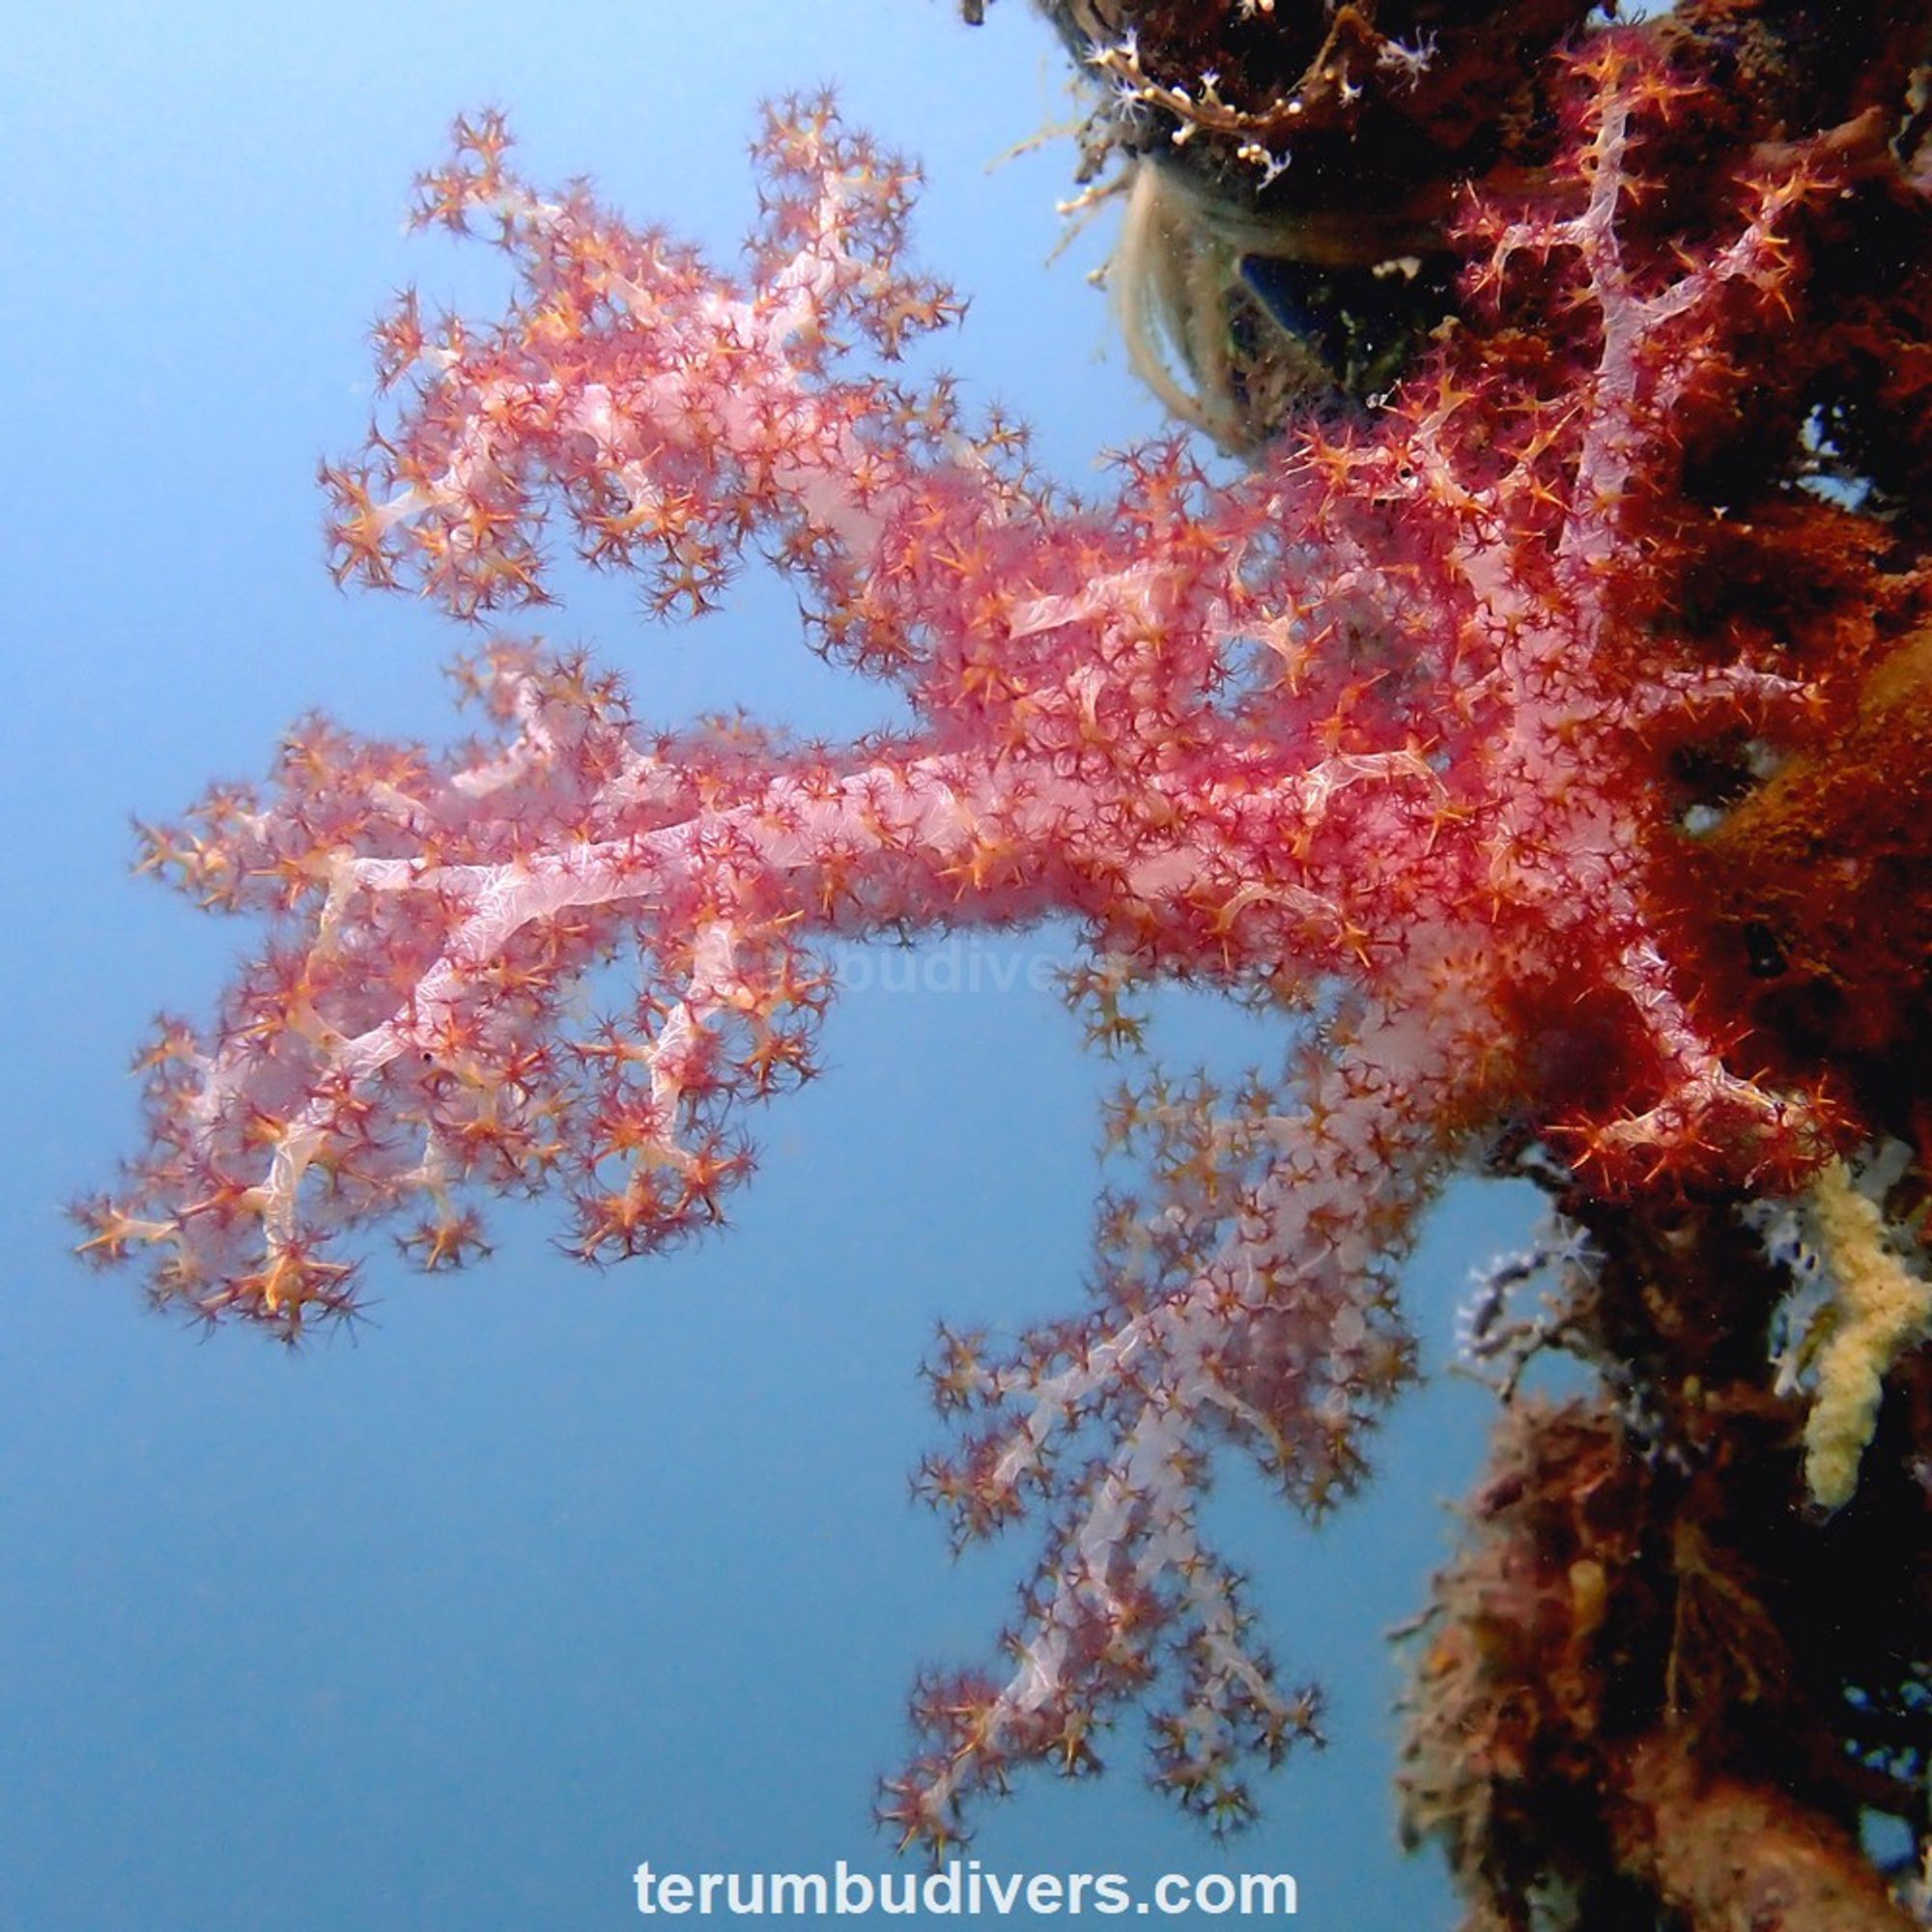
top-left (0, 6), bottom-right (1545, 1925)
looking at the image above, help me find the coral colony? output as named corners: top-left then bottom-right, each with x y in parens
top-left (78, 0), bottom-right (1932, 1924)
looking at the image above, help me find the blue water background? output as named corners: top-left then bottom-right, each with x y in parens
top-left (2, 5), bottom-right (1539, 1924)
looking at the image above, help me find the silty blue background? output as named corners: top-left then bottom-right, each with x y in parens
top-left (2, 5), bottom-right (1538, 1925)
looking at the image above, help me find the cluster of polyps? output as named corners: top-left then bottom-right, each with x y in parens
top-left (85, 44), bottom-right (1873, 1845)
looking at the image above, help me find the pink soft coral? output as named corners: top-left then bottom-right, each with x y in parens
top-left (83, 44), bottom-right (1889, 1847)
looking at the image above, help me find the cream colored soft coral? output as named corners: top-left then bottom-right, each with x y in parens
top-left (1803, 1159), bottom-right (1932, 1509)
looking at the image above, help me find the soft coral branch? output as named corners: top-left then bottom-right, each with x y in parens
top-left (86, 31), bottom-right (1927, 1857)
